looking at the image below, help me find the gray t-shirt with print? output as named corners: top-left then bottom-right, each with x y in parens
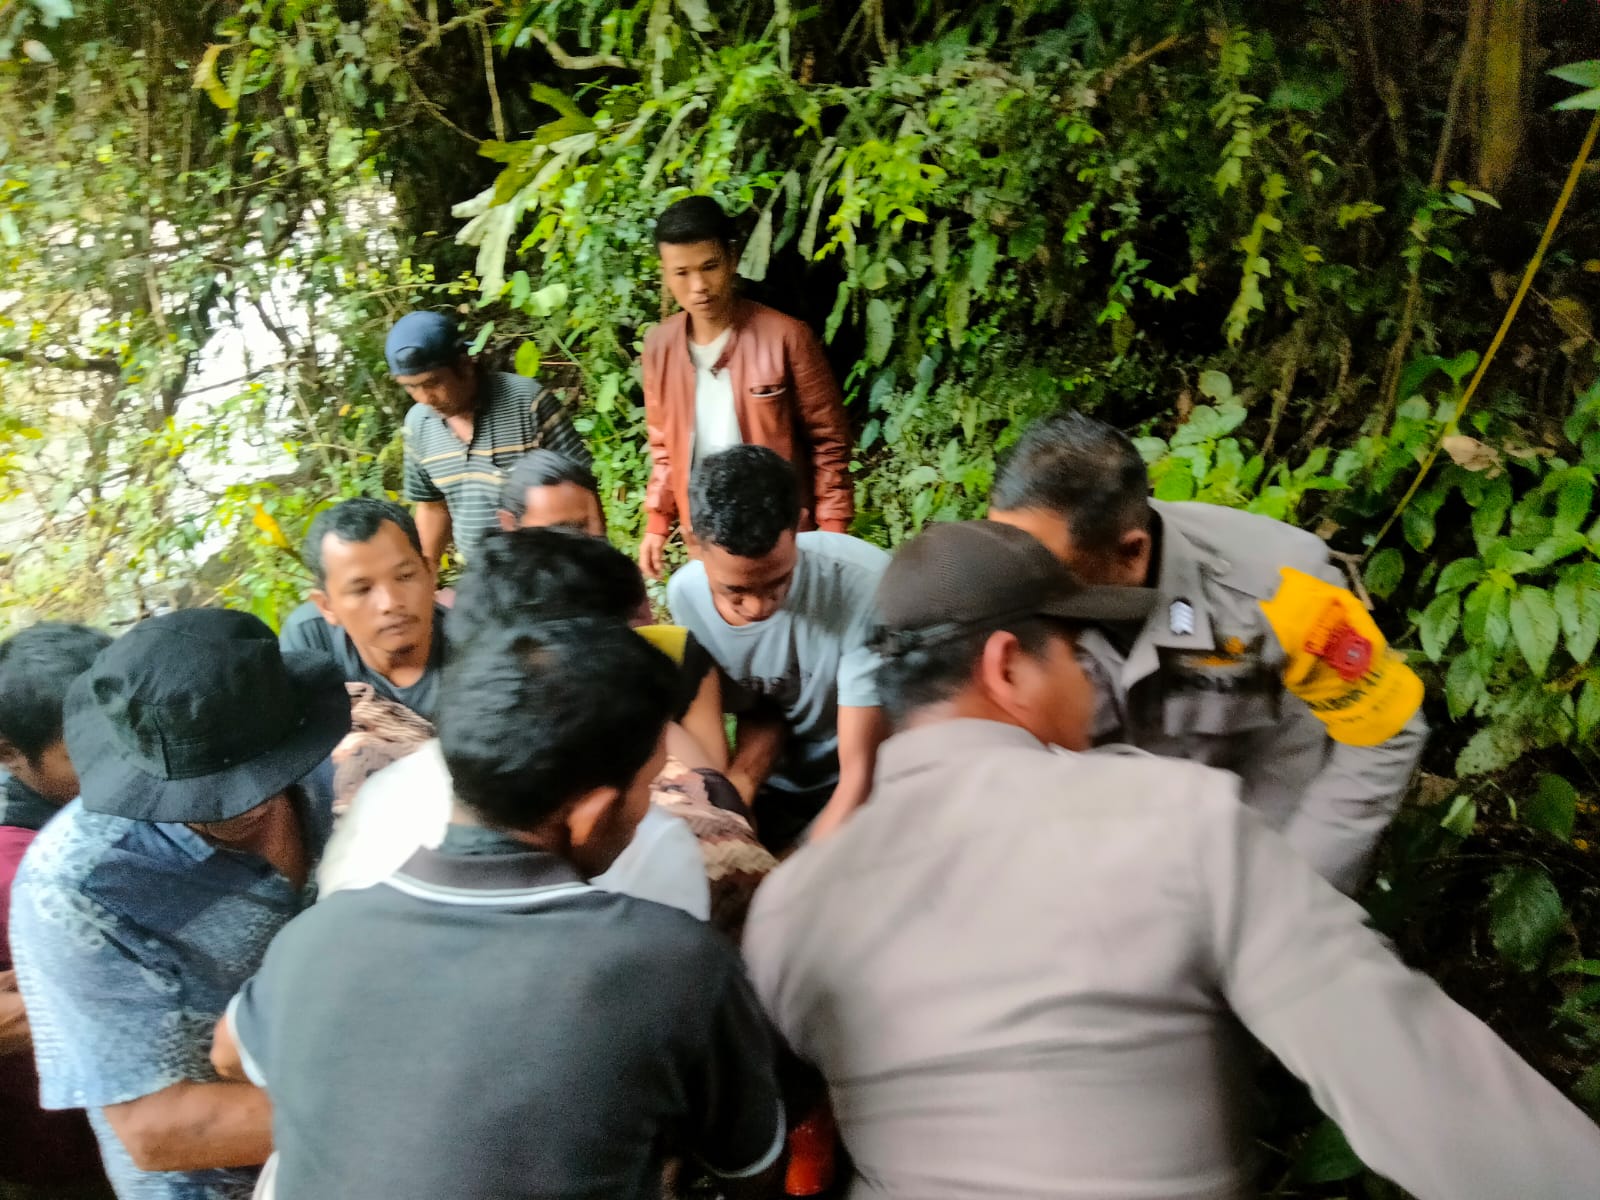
top-left (668, 532), bottom-right (888, 794)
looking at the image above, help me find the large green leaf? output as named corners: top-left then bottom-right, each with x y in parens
top-left (865, 298), bottom-right (894, 366)
top-left (1554, 562), bottom-right (1600, 663)
top-left (1550, 61), bottom-right (1600, 90)
top-left (1579, 680), bottom-right (1600, 740)
top-left (1489, 866), bottom-right (1565, 973)
top-left (1436, 556), bottom-right (1484, 593)
top-left (1456, 722), bottom-right (1527, 777)
top-left (1523, 774), bottom-right (1577, 842)
top-left (1364, 547), bottom-right (1404, 600)
top-left (1418, 591), bottom-right (1460, 661)
top-left (1291, 1120), bottom-right (1363, 1184)
top-left (1445, 652), bottom-right (1484, 720)
top-left (1509, 586), bottom-right (1559, 676)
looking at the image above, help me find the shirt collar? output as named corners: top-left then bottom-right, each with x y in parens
top-left (678, 297), bottom-right (751, 375)
top-left (1116, 503), bottom-right (1225, 685)
top-left (875, 719), bottom-right (1048, 785)
top-left (0, 774), bottom-right (62, 834)
top-left (390, 825), bottom-right (589, 906)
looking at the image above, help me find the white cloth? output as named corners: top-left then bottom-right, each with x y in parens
top-left (690, 327), bottom-right (740, 466)
top-left (317, 740), bottom-right (710, 920)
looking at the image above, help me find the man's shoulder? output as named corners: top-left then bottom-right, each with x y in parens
top-left (796, 531), bottom-right (890, 578)
top-left (13, 803), bottom-right (134, 902)
top-left (742, 300), bottom-right (814, 342)
top-left (1158, 500), bottom-right (1330, 600)
top-left (279, 601), bottom-right (334, 649)
top-left (642, 312), bottom-right (690, 361)
top-left (666, 561), bottom-right (711, 610)
top-left (402, 402), bottom-right (435, 436)
top-left (483, 369), bottom-right (542, 408)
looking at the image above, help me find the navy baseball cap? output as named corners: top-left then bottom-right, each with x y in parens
top-left (385, 311), bottom-right (464, 376)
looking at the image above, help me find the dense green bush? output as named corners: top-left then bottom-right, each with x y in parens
top-left (4, 1), bottom-right (1600, 1188)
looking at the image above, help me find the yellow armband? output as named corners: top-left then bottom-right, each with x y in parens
top-left (1258, 567), bottom-right (1423, 747)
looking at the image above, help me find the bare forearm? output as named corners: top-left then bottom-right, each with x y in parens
top-left (105, 1080), bottom-right (272, 1173)
top-left (727, 715), bottom-right (785, 805)
top-left (679, 672), bottom-right (728, 772)
top-left (414, 500), bottom-right (453, 569)
top-left (808, 706), bottom-right (887, 842)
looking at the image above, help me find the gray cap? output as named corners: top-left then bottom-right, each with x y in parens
top-left (872, 521), bottom-right (1157, 655)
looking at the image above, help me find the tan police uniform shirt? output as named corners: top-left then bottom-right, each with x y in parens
top-left (1074, 500), bottom-right (1428, 893)
top-left (743, 719), bottom-right (1600, 1200)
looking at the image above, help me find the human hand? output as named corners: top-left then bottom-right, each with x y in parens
top-left (639, 531), bottom-right (668, 580)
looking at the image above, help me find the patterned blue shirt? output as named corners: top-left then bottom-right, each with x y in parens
top-left (10, 768), bottom-right (333, 1200)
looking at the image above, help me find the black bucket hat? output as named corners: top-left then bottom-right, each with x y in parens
top-left (64, 608), bottom-right (351, 823)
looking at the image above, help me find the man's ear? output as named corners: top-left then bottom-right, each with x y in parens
top-left (1115, 524), bottom-right (1153, 582)
top-left (974, 630), bottom-right (1028, 714)
top-left (0, 738), bottom-right (23, 775)
top-left (564, 785), bottom-right (623, 849)
top-left (309, 589), bottom-right (341, 627)
top-left (496, 509), bottom-right (517, 532)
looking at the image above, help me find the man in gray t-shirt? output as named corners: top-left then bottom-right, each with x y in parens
top-left (668, 447), bottom-right (888, 852)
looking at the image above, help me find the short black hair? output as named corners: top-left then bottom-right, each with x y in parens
top-left (991, 411), bottom-right (1152, 553)
top-left (874, 617), bottom-right (1069, 727)
top-left (438, 618), bottom-right (678, 830)
top-left (446, 527), bottom-right (647, 648)
top-left (655, 195), bottom-right (737, 249)
top-left (499, 450), bottom-right (601, 521)
top-left (302, 498), bottom-right (425, 586)
top-left (0, 622), bottom-right (113, 761)
top-left (689, 445), bottom-right (801, 558)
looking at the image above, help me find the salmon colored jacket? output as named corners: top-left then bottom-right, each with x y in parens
top-left (641, 298), bottom-right (854, 537)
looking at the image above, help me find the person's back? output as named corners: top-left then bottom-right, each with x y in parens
top-left (239, 869), bottom-right (767, 1198)
top-left (219, 614), bottom-right (783, 1198)
top-left (750, 732), bottom-right (1267, 1197)
top-left (745, 520), bottom-right (1600, 1200)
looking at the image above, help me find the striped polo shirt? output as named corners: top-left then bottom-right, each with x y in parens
top-left (402, 371), bottom-right (589, 562)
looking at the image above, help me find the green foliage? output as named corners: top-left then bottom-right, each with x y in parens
top-left (6, 7), bottom-right (1600, 1184)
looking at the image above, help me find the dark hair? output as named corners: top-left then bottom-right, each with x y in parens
top-left (0, 622), bottom-right (113, 761)
top-left (654, 195), bottom-right (737, 249)
top-left (438, 618), bottom-right (678, 830)
top-left (991, 411), bottom-right (1152, 553)
top-left (499, 450), bottom-right (601, 521)
top-left (688, 445), bottom-right (801, 558)
top-left (875, 617), bottom-right (1070, 727)
top-left (446, 527), bottom-right (647, 648)
top-left (302, 498), bottom-right (425, 586)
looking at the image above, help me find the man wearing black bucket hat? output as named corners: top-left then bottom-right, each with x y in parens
top-left (9, 608), bottom-right (350, 1200)
top-left (743, 520), bottom-right (1600, 1200)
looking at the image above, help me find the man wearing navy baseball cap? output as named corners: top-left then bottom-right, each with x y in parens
top-left (387, 311), bottom-right (590, 568)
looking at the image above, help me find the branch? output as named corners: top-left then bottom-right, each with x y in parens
top-left (479, 17), bottom-right (506, 142)
top-left (0, 350), bottom-right (121, 375)
top-left (526, 25), bottom-right (626, 72)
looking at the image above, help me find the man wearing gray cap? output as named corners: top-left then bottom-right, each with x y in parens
top-left (742, 520), bottom-right (1600, 1200)
top-left (387, 310), bottom-right (589, 568)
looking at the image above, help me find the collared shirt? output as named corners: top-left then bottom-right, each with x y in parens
top-left (231, 826), bottom-right (783, 1199)
top-left (278, 601), bottom-right (449, 722)
top-left (743, 719), bottom-right (1600, 1200)
top-left (1074, 500), bottom-right (1428, 893)
top-left (0, 775), bottom-right (106, 1190)
top-left (401, 370), bottom-right (589, 562)
top-left (10, 769), bottom-right (335, 1200)
top-left (668, 531), bottom-right (887, 796)
top-left (316, 739), bottom-right (710, 920)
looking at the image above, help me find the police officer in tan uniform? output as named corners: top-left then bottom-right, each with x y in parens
top-left (989, 411), bottom-right (1427, 894)
top-left (744, 520), bottom-right (1600, 1200)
